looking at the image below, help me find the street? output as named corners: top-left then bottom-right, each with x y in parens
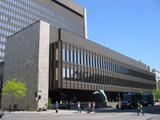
top-left (2, 107), bottom-right (160, 120)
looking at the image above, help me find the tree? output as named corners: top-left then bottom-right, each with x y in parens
top-left (153, 88), bottom-right (160, 101)
top-left (2, 78), bottom-right (27, 106)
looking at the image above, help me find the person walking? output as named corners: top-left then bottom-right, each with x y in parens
top-left (92, 101), bottom-right (96, 113)
top-left (137, 103), bottom-right (144, 116)
top-left (55, 101), bottom-right (59, 113)
top-left (8, 104), bottom-right (12, 113)
top-left (87, 102), bottom-right (91, 113)
top-left (77, 101), bottom-right (81, 113)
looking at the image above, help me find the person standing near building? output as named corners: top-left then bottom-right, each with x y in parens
top-left (77, 101), bottom-right (81, 113)
top-left (55, 101), bottom-right (59, 113)
top-left (137, 103), bottom-right (144, 116)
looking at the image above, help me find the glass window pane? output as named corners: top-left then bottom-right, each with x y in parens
top-left (62, 48), bottom-right (65, 61)
top-left (77, 50), bottom-right (80, 64)
top-left (74, 48), bottom-right (77, 64)
top-left (81, 51), bottom-right (83, 65)
top-left (67, 68), bottom-right (70, 79)
top-left (70, 49), bottom-right (73, 63)
top-left (67, 49), bottom-right (69, 62)
top-left (62, 67), bottom-right (66, 79)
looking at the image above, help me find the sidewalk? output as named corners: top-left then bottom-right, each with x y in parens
top-left (3, 106), bottom-right (160, 114)
top-left (5, 109), bottom-right (86, 114)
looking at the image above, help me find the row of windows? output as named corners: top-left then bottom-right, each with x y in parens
top-left (0, 0), bottom-right (83, 36)
top-left (0, 0), bottom-right (80, 60)
top-left (4, 0), bottom-right (37, 20)
top-left (4, 0), bottom-right (82, 33)
top-left (0, 0), bottom-right (84, 61)
top-left (62, 67), bottom-right (154, 89)
top-left (0, 28), bottom-right (12, 36)
top-left (62, 45), bottom-right (155, 81)
top-left (0, 37), bottom-right (6, 43)
top-left (0, 51), bottom-right (5, 58)
top-left (0, 21), bottom-right (20, 33)
top-left (63, 47), bottom-right (106, 69)
top-left (0, 43), bottom-right (5, 50)
top-left (0, 7), bottom-right (34, 26)
top-left (0, 2), bottom-right (38, 21)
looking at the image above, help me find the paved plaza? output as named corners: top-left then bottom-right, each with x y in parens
top-left (1, 107), bottom-right (160, 120)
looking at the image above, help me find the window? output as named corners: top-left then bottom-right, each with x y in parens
top-left (81, 51), bottom-right (83, 65)
top-left (62, 68), bottom-right (66, 79)
top-left (74, 48), bottom-right (77, 64)
top-left (62, 48), bottom-right (65, 61)
top-left (74, 69), bottom-right (78, 80)
top-left (66, 49), bottom-right (69, 62)
top-left (67, 68), bottom-right (70, 79)
top-left (77, 51), bottom-right (80, 64)
top-left (71, 68), bottom-right (74, 79)
top-left (70, 49), bottom-right (73, 63)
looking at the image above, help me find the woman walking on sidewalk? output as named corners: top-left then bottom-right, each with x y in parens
top-left (137, 103), bottom-right (144, 116)
top-left (77, 101), bottom-right (81, 113)
top-left (55, 101), bottom-right (59, 113)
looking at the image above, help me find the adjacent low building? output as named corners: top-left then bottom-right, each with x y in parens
top-left (2, 21), bottom-right (156, 110)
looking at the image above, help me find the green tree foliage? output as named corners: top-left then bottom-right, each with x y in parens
top-left (2, 78), bottom-right (27, 104)
top-left (153, 88), bottom-right (160, 101)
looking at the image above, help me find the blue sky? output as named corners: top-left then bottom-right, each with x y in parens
top-left (75, 0), bottom-right (160, 70)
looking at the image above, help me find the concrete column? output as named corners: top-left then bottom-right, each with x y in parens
top-left (37, 21), bottom-right (50, 109)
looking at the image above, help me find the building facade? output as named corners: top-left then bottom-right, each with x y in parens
top-left (152, 69), bottom-right (160, 89)
top-left (2, 21), bottom-right (156, 110)
top-left (0, 0), bottom-right (87, 60)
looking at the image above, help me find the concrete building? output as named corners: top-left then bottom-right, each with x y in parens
top-left (0, 0), bottom-right (87, 60)
top-left (152, 69), bottom-right (160, 89)
top-left (2, 20), bottom-right (156, 110)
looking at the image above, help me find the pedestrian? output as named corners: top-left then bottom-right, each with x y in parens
top-left (8, 104), bottom-right (12, 113)
top-left (67, 101), bottom-right (71, 110)
top-left (77, 101), bottom-right (81, 113)
top-left (92, 101), bottom-right (96, 113)
top-left (87, 102), bottom-right (91, 113)
top-left (137, 103), bottom-right (144, 116)
top-left (55, 101), bottom-right (59, 113)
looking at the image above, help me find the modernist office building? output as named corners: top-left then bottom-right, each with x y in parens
top-left (1, 0), bottom-right (156, 110)
top-left (2, 20), bottom-right (156, 110)
top-left (0, 0), bottom-right (87, 60)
